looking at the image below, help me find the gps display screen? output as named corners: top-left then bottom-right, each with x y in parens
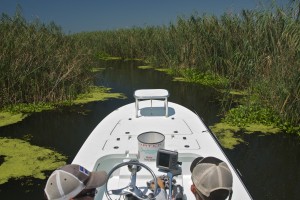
top-left (158, 152), bottom-right (170, 167)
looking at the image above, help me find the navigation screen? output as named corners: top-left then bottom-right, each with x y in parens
top-left (158, 152), bottom-right (170, 167)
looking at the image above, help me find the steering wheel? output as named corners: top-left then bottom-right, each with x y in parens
top-left (105, 160), bottom-right (158, 200)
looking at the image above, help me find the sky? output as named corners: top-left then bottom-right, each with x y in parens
top-left (0, 0), bottom-right (291, 33)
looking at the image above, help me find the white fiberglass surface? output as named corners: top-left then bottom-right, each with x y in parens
top-left (93, 154), bottom-right (201, 200)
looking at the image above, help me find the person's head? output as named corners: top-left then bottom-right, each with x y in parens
top-left (44, 164), bottom-right (107, 200)
top-left (190, 157), bottom-right (233, 200)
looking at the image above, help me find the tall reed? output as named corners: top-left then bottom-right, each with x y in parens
top-left (74, 2), bottom-right (300, 128)
top-left (0, 9), bottom-right (92, 108)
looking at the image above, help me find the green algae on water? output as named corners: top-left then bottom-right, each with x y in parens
top-left (155, 68), bottom-right (173, 75)
top-left (124, 58), bottom-right (143, 61)
top-left (8, 102), bottom-right (56, 113)
top-left (210, 122), bottom-right (281, 149)
top-left (97, 51), bottom-right (122, 61)
top-left (0, 112), bottom-right (27, 127)
top-left (98, 56), bottom-right (122, 61)
top-left (155, 67), bottom-right (228, 87)
top-left (90, 67), bottom-right (105, 73)
top-left (210, 123), bottom-right (243, 149)
top-left (137, 65), bottom-right (153, 69)
top-left (73, 86), bottom-right (126, 104)
top-left (0, 137), bottom-right (67, 184)
top-left (0, 86), bottom-right (125, 127)
top-left (173, 73), bottom-right (228, 87)
top-left (0, 103), bottom-right (56, 127)
top-left (243, 123), bottom-right (281, 134)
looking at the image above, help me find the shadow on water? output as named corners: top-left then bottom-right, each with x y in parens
top-left (226, 133), bottom-right (300, 200)
top-left (0, 60), bottom-right (299, 200)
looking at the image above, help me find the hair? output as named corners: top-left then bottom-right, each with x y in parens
top-left (197, 189), bottom-right (230, 200)
top-left (209, 189), bottom-right (231, 200)
top-left (72, 188), bottom-right (96, 199)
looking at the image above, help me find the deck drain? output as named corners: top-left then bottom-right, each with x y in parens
top-left (125, 131), bottom-right (130, 134)
top-left (117, 138), bottom-right (120, 141)
top-left (184, 145), bottom-right (190, 148)
top-left (114, 146), bottom-right (119, 149)
top-left (183, 137), bottom-right (186, 140)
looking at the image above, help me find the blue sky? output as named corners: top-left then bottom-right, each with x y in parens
top-left (0, 0), bottom-right (291, 33)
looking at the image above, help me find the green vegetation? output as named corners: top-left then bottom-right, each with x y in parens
top-left (4, 102), bottom-right (56, 113)
top-left (209, 123), bottom-right (243, 149)
top-left (0, 112), bottom-right (27, 127)
top-left (155, 68), bottom-right (174, 75)
top-left (224, 105), bottom-right (279, 127)
top-left (0, 7), bottom-right (92, 109)
top-left (1, 3), bottom-right (299, 135)
top-left (0, 137), bottom-right (66, 184)
top-left (0, 86), bottom-right (125, 127)
top-left (211, 120), bottom-right (282, 150)
top-left (73, 2), bottom-right (300, 134)
top-left (172, 69), bottom-right (229, 87)
top-left (210, 103), bottom-right (292, 149)
top-left (0, 102), bottom-right (56, 127)
top-left (210, 121), bottom-right (282, 149)
top-left (97, 52), bottom-right (122, 60)
top-left (90, 67), bottom-right (105, 73)
top-left (138, 65), bottom-right (153, 69)
top-left (72, 86), bottom-right (126, 104)
top-left (223, 103), bottom-right (299, 134)
top-left (0, 8), bottom-right (128, 185)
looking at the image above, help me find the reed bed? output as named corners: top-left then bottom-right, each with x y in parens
top-left (0, 10), bottom-right (92, 108)
top-left (74, 3), bottom-right (300, 129)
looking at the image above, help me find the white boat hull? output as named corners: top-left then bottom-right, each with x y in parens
top-left (73, 99), bottom-right (252, 199)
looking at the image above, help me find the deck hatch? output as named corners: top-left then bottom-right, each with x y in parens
top-left (111, 118), bottom-right (193, 136)
top-left (103, 135), bottom-right (199, 151)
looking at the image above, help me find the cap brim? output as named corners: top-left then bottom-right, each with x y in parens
top-left (190, 157), bottom-right (204, 173)
top-left (85, 171), bottom-right (108, 189)
top-left (200, 157), bottom-right (223, 165)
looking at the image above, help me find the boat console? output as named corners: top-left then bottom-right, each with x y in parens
top-left (104, 149), bottom-right (184, 200)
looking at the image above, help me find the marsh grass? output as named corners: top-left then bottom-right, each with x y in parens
top-left (74, 2), bottom-right (300, 131)
top-left (0, 8), bottom-right (92, 108)
top-left (2, 4), bottom-right (299, 133)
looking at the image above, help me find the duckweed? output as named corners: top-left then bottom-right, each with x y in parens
top-left (155, 68), bottom-right (173, 75)
top-left (97, 52), bottom-right (122, 60)
top-left (173, 72), bottom-right (229, 87)
top-left (243, 123), bottom-right (281, 134)
top-left (0, 86), bottom-right (125, 127)
top-left (0, 112), bottom-right (27, 127)
top-left (90, 67), bottom-right (105, 72)
top-left (73, 86), bottom-right (126, 104)
top-left (210, 123), bottom-right (243, 149)
top-left (138, 65), bottom-right (153, 69)
top-left (0, 137), bottom-right (66, 184)
top-left (210, 121), bottom-right (281, 149)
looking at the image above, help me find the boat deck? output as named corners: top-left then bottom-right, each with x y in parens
top-left (72, 99), bottom-right (252, 199)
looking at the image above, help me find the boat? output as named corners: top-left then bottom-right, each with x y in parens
top-left (72, 89), bottom-right (253, 199)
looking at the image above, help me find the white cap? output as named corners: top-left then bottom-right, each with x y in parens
top-left (44, 164), bottom-right (107, 200)
top-left (190, 157), bottom-right (233, 198)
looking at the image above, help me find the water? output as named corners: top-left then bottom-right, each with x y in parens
top-left (0, 60), bottom-right (299, 200)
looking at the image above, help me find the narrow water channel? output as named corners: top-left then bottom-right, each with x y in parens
top-left (0, 60), bottom-right (299, 200)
